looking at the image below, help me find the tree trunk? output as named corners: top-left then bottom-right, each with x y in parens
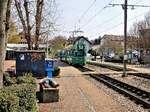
top-left (24, 0), bottom-right (32, 50)
top-left (15, 0), bottom-right (32, 50)
top-left (0, 0), bottom-right (11, 88)
top-left (5, 0), bottom-right (12, 54)
top-left (34, 0), bottom-right (44, 50)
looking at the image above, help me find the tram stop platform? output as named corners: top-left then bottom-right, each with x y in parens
top-left (4, 60), bottom-right (146, 112)
top-left (38, 61), bottom-right (129, 112)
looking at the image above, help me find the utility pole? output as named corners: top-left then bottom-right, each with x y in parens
top-left (109, 1), bottom-right (150, 77)
top-left (123, 0), bottom-right (128, 77)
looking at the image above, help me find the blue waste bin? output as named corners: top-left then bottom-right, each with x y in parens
top-left (45, 59), bottom-right (54, 78)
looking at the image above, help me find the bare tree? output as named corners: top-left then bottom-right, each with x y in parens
top-left (0, 0), bottom-right (12, 88)
top-left (128, 9), bottom-right (150, 51)
top-left (14, 0), bottom-right (58, 49)
top-left (145, 11), bottom-right (150, 27)
top-left (128, 19), bottom-right (148, 50)
top-left (34, 0), bottom-right (44, 50)
top-left (14, 0), bottom-right (32, 49)
top-left (39, 0), bottom-right (58, 44)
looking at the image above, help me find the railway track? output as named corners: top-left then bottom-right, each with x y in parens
top-left (74, 65), bottom-right (150, 108)
top-left (128, 73), bottom-right (150, 79)
top-left (73, 65), bottom-right (94, 72)
top-left (90, 74), bottom-right (150, 109)
top-left (87, 62), bottom-right (150, 79)
top-left (87, 61), bottom-right (131, 71)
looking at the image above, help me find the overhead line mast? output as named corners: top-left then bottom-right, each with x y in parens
top-left (123, 0), bottom-right (128, 77)
top-left (109, 1), bottom-right (150, 77)
top-left (109, 4), bottom-right (150, 8)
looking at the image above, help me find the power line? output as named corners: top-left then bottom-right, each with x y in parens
top-left (130, 0), bottom-right (141, 5)
top-left (134, 0), bottom-right (142, 5)
top-left (78, 0), bottom-right (96, 22)
top-left (98, 11), bottom-right (149, 35)
top-left (101, 0), bottom-right (150, 31)
top-left (75, 0), bottom-right (96, 31)
top-left (98, 22), bottom-right (123, 35)
top-left (80, 0), bottom-right (114, 29)
top-left (80, 7), bottom-right (106, 28)
top-left (83, 0), bottom-right (142, 31)
top-left (92, 12), bottom-right (122, 29)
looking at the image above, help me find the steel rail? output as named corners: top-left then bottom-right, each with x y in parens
top-left (73, 65), bottom-right (94, 72)
top-left (87, 62), bottom-right (150, 79)
top-left (128, 73), bottom-right (150, 79)
top-left (90, 74), bottom-right (150, 108)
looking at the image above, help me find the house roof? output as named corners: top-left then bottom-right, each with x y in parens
top-left (7, 44), bottom-right (46, 49)
top-left (139, 28), bottom-right (150, 36)
top-left (92, 45), bottom-right (99, 50)
top-left (73, 36), bottom-right (92, 45)
top-left (139, 28), bottom-right (150, 32)
top-left (102, 34), bottom-right (124, 41)
top-left (64, 45), bottom-right (73, 49)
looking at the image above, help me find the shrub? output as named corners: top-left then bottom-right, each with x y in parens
top-left (1, 73), bottom-right (38, 112)
top-left (17, 73), bottom-right (37, 87)
top-left (15, 84), bottom-right (37, 112)
top-left (3, 84), bottom-right (37, 112)
top-left (52, 67), bottom-right (60, 77)
top-left (3, 72), bottom-right (17, 87)
top-left (0, 89), bottom-right (19, 112)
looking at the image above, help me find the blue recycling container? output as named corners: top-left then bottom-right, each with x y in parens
top-left (45, 59), bottom-right (54, 78)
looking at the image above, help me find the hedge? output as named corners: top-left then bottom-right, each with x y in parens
top-left (3, 73), bottom-right (37, 88)
top-left (3, 72), bottom-right (16, 86)
top-left (17, 73), bottom-right (37, 87)
top-left (0, 91), bottom-right (19, 112)
top-left (1, 73), bottom-right (38, 112)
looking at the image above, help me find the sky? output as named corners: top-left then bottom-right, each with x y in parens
top-left (56, 0), bottom-right (150, 40)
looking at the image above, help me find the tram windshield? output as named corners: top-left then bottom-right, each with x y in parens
top-left (73, 50), bottom-right (85, 56)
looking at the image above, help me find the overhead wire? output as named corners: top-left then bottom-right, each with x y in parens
top-left (95, 0), bottom-right (142, 30)
top-left (78, 0), bottom-right (96, 22)
top-left (79, 0), bottom-right (114, 29)
top-left (91, 12), bottom-right (122, 30)
top-left (98, 11), bottom-right (149, 35)
top-left (92, 0), bottom-right (147, 35)
top-left (134, 0), bottom-right (142, 5)
top-left (72, 0), bottom-right (147, 37)
top-left (75, 0), bottom-right (97, 31)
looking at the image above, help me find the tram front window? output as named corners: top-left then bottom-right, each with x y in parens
top-left (74, 50), bottom-right (84, 56)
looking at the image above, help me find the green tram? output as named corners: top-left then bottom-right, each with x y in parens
top-left (59, 44), bottom-right (86, 66)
